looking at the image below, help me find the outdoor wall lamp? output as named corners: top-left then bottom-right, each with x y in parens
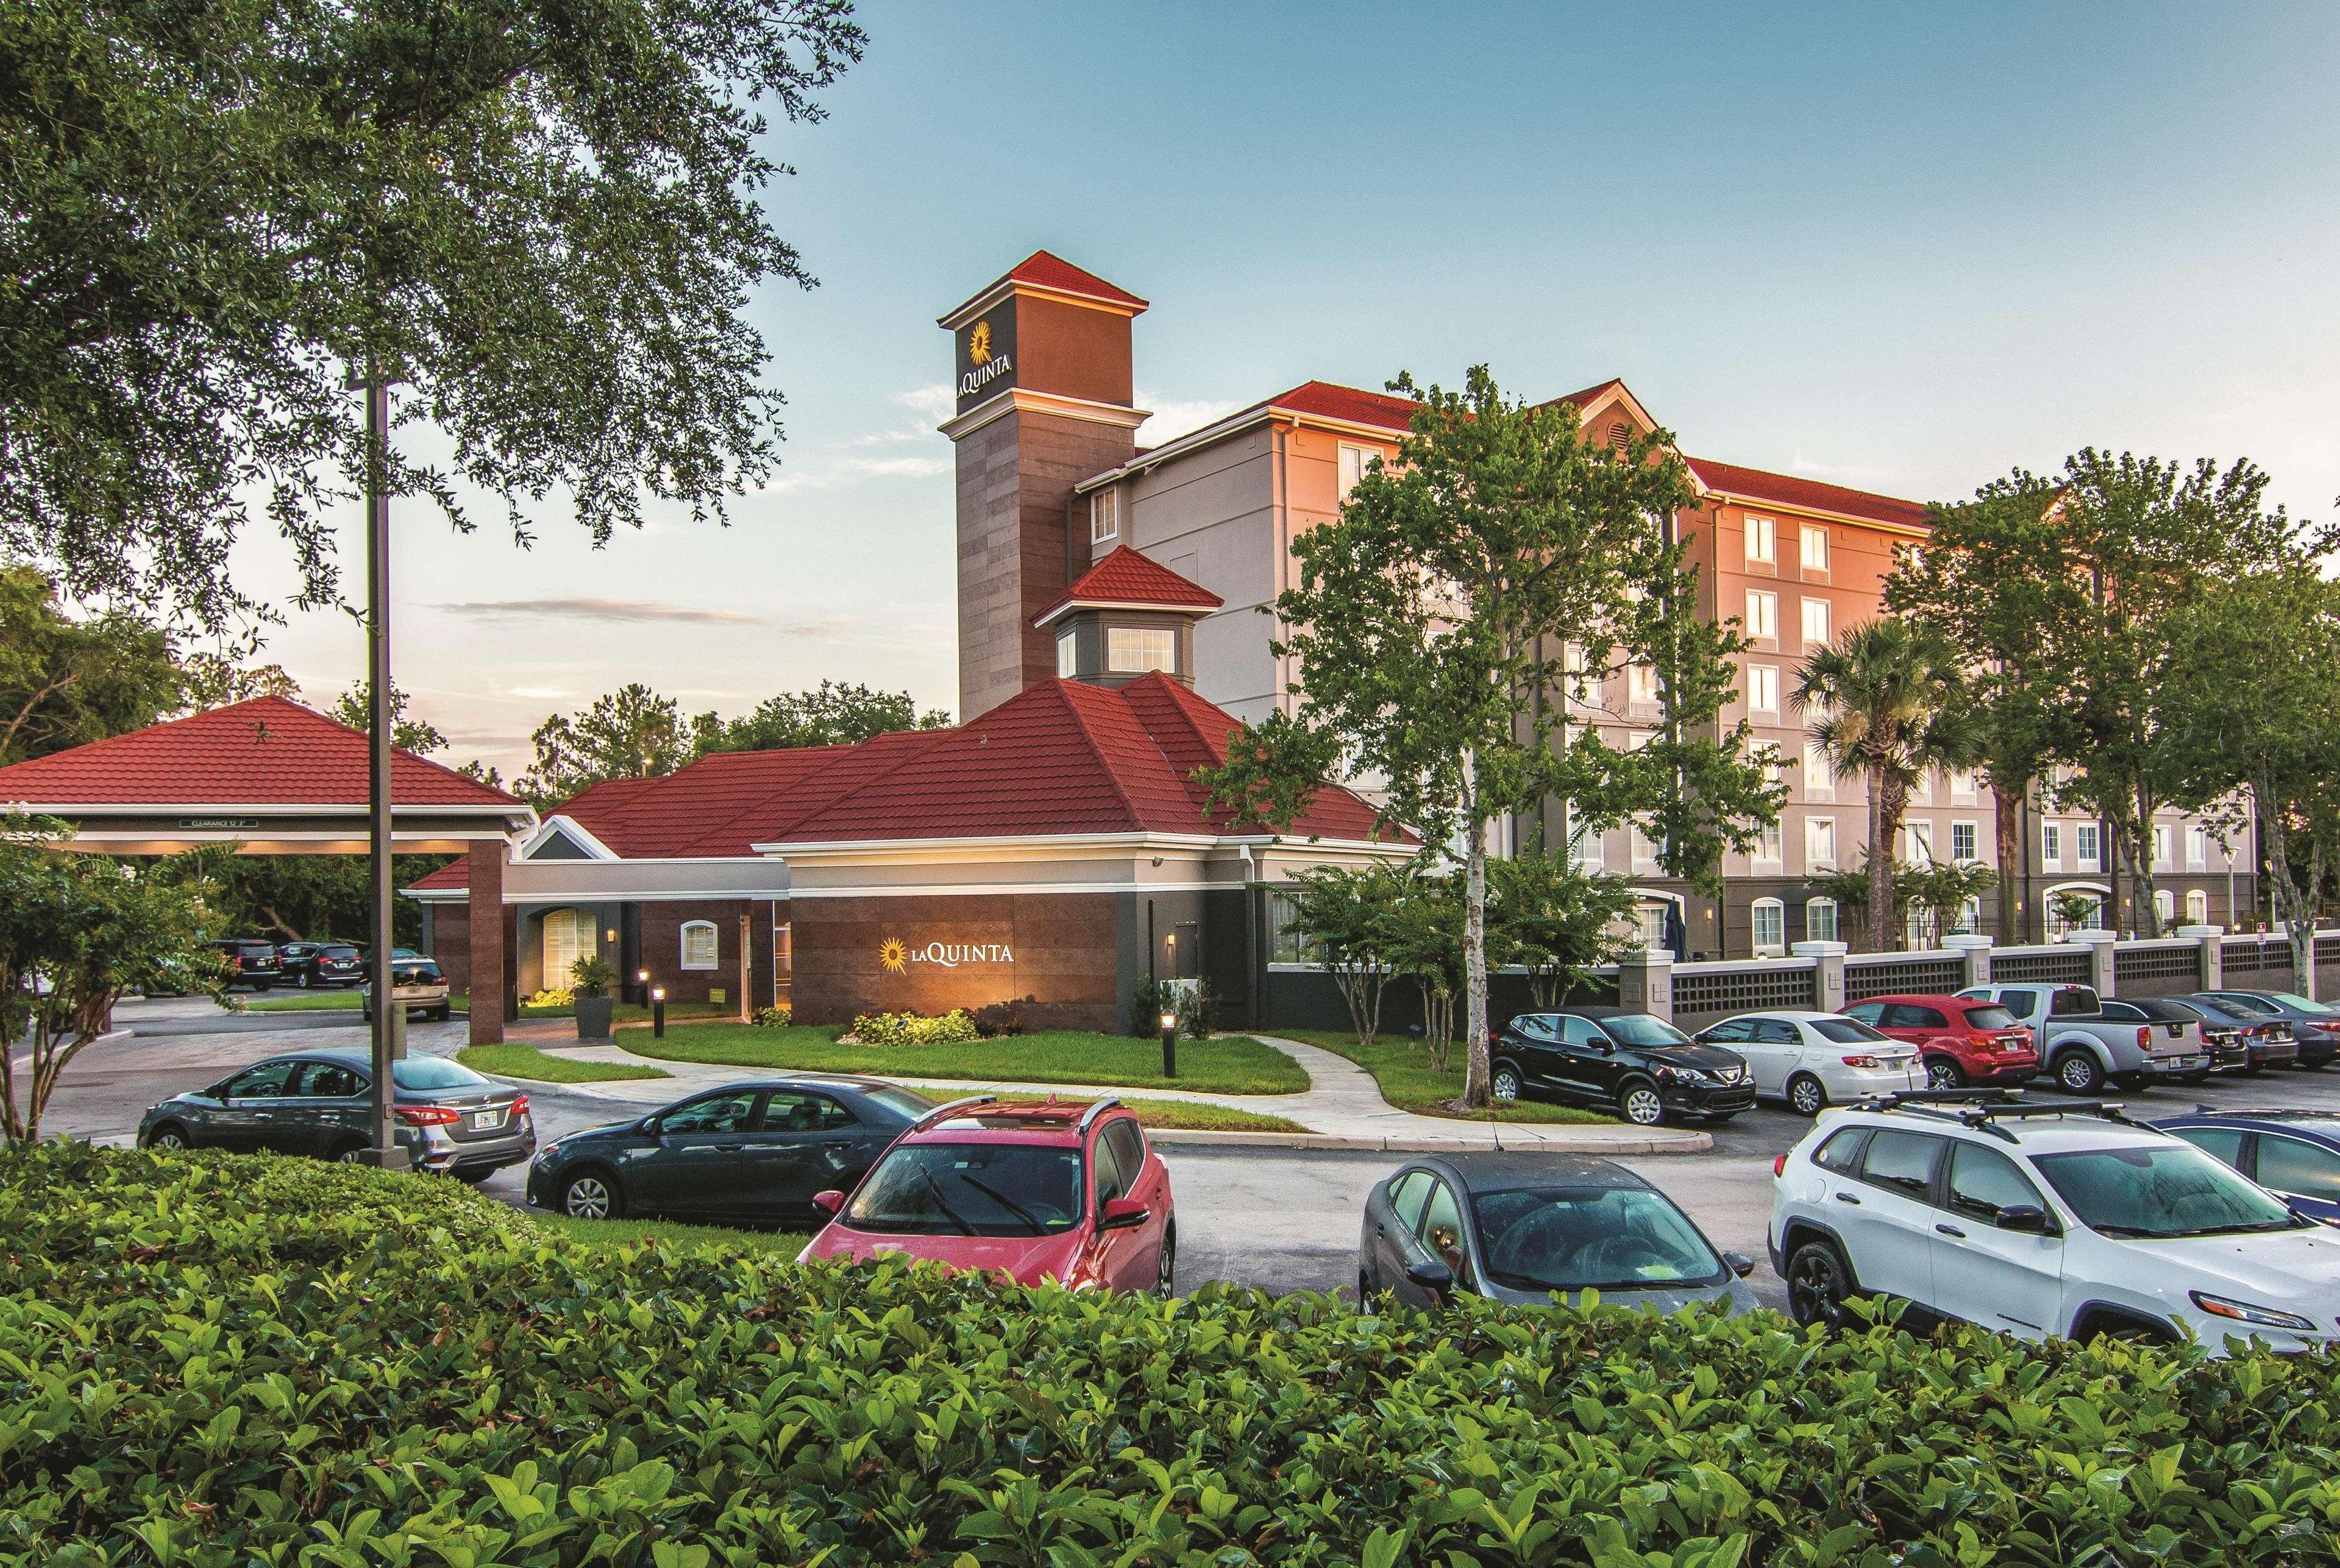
top-left (1159, 1009), bottom-right (1178, 1079)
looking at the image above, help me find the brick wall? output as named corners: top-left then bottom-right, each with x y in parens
top-left (795, 892), bottom-right (1125, 1033)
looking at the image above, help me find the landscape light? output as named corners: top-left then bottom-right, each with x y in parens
top-left (1159, 1009), bottom-right (1178, 1079)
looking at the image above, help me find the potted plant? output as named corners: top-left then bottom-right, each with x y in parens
top-left (571, 955), bottom-right (616, 1040)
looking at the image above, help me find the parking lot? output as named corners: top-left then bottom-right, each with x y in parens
top-left (42, 996), bottom-right (2340, 1314)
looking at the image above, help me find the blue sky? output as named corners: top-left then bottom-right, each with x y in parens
top-left (231, 1), bottom-right (2340, 775)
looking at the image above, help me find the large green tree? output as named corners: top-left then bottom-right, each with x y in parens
top-left (0, 566), bottom-right (182, 764)
top-left (1793, 619), bottom-right (1978, 951)
top-left (1200, 368), bottom-right (1777, 1107)
top-left (2, 0), bottom-right (864, 626)
top-left (517, 683), bottom-right (694, 807)
top-left (695, 680), bottom-right (950, 754)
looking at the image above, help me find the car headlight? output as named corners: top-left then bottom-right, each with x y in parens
top-left (1654, 1065), bottom-right (1709, 1084)
top-left (2189, 1291), bottom-right (2319, 1333)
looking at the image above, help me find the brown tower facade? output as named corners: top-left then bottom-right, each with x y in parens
top-left (939, 252), bottom-right (1148, 720)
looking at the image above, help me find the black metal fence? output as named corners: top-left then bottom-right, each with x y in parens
top-left (2112, 940), bottom-right (2205, 997)
top-left (1990, 946), bottom-right (2094, 987)
top-left (1844, 953), bottom-right (1968, 1002)
top-left (1671, 963), bottom-right (1819, 1027)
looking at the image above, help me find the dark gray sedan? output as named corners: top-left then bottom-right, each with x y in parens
top-left (138, 1048), bottom-right (533, 1177)
top-left (1357, 1152), bottom-right (1760, 1314)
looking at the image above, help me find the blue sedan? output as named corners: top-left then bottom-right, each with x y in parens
top-left (2153, 1109), bottom-right (2340, 1224)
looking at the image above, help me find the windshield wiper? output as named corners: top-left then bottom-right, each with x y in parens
top-left (916, 1169), bottom-right (975, 1236)
top-left (958, 1173), bottom-right (1047, 1234)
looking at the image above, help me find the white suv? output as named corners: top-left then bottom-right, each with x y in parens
top-left (1768, 1090), bottom-right (2340, 1353)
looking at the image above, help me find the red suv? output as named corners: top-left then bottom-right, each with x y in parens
top-left (1841, 994), bottom-right (2039, 1088)
top-left (800, 1096), bottom-right (1175, 1296)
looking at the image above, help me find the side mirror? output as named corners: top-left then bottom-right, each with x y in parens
top-left (1099, 1195), bottom-right (1150, 1231)
top-left (811, 1189), bottom-right (844, 1217)
top-left (1722, 1251), bottom-right (1757, 1279)
top-left (1404, 1258), bottom-right (1455, 1293)
top-left (1996, 1204), bottom-right (2053, 1235)
top-left (639, 1116), bottom-right (663, 1137)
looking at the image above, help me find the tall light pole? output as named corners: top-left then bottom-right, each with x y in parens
top-left (357, 361), bottom-right (409, 1169)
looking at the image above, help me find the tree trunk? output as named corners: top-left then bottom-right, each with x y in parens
top-left (2125, 794), bottom-right (2162, 937)
top-left (1460, 784), bottom-right (1492, 1109)
top-left (1867, 766), bottom-right (1894, 951)
top-left (1994, 775), bottom-right (2025, 943)
top-left (2257, 775), bottom-right (2319, 983)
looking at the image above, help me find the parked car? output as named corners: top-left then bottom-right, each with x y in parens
top-left (800, 1095), bottom-right (1176, 1296)
top-left (2093, 999), bottom-right (2217, 1084)
top-left (2177, 993), bottom-right (2301, 1074)
top-left (1841, 993), bottom-right (2041, 1089)
top-left (1769, 1089), bottom-right (2340, 1352)
top-left (1490, 1007), bottom-right (1755, 1127)
top-left (1690, 1011), bottom-right (1925, 1115)
top-left (360, 956), bottom-right (451, 1022)
top-left (277, 941), bottom-right (366, 988)
top-left (528, 1077), bottom-right (934, 1228)
top-left (1357, 1152), bottom-right (1759, 1313)
top-left (138, 1048), bottom-right (533, 1177)
top-left (206, 938), bottom-right (282, 992)
top-left (2189, 991), bottom-right (2338, 1070)
top-left (2153, 1110), bottom-right (2340, 1225)
top-left (1957, 984), bottom-right (2210, 1093)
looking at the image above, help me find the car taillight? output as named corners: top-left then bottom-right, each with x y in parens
top-left (511, 1095), bottom-right (530, 1119)
top-left (1840, 1055), bottom-right (1881, 1068)
top-left (2138, 1027), bottom-right (2152, 1050)
top-left (1773, 1153), bottom-right (1788, 1178)
top-left (394, 1106), bottom-right (460, 1127)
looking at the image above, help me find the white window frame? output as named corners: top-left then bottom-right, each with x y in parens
top-left (1802, 742), bottom-right (1833, 801)
top-left (1337, 444), bottom-right (1380, 505)
top-left (2075, 822), bottom-right (2102, 872)
top-left (1631, 821), bottom-right (1662, 871)
top-left (1949, 767), bottom-right (1977, 801)
top-left (1806, 815), bottom-right (1837, 871)
top-left (2041, 821), bottom-right (2062, 869)
top-left (1801, 595), bottom-right (1831, 650)
top-left (1799, 524), bottom-right (1830, 573)
top-left (2186, 889), bottom-right (2210, 926)
top-left (2186, 825), bottom-right (2208, 870)
top-left (1627, 662), bottom-right (1660, 708)
top-left (1744, 514), bottom-right (1776, 565)
top-left (1752, 820), bottom-right (1783, 867)
top-left (1055, 628), bottom-right (1077, 679)
top-left (1089, 487), bottom-right (1119, 545)
top-left (2152, 823), bottom-right (2173, 870)
top-left (680, 919), bottom-right (719, 972)
top-left (1902, 818), bottom-right (1935, 867)
top-left (1751, 898), bottom-right (1786, 957)
top-left (1805, 896), bottom-right (1839, 943)
top-left (1747, 663), bottom-right (1779, 716)
top-left (1951, 820), bottom-right (1979, 864)
top-left (1106, 626), bottom-right (1176, 675)
top-left (541, 908), bottom-right (596, 985)
top-left (1743, 589), bottom-right (1778, 642)
top-left (2154, 888), bottom-right (2175, 925)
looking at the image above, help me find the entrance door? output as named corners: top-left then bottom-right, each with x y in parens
top-left (773, 921), bottom-right (792, 1006)
top-left (542, 909), bottom-right (596, 992)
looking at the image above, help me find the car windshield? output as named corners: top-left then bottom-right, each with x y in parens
top-left (2269, 993), bottom-right (2333, 1015)
top-left (1962, 1005), bottom-right (2019, 1029)
top-left (2031, 1144), bottom-right (2307, 1239)
top-left (1470, 1186), bottom-right (1723, 1293)
top-left (845, 1142), bottom-right (1084, 1236)
top-left (391, 1058), bottom-right (491, 1092)
top-left (1811, 1018), bottom-right (1891, 1045)
top-left (1601, 1016), bottom-right (1696, 1049)
top-left (861, 1085), bottom-right (937, 1122)
top-left (2218, 995), bottom-right (2282, 1018)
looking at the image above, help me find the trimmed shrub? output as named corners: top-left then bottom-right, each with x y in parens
top-left (526, 985), bottom-right (575, 1009)
top-left (972, 995), bottom-right (1039, 1037)
top-left (850, 1007), bottom-right (979, 1046)
top-left (751, 1004), bottom-right (792, 1027)
top-left (5, 1141), bottom-right (2340, 1567)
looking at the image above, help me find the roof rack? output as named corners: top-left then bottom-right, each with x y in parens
top-left (1847, 1087), bottom-right (2144, 1144)
top-left (1076, 1096), bottom-right (1124, 1134)
top-left (906, 1093), bottom-right (997, 1133)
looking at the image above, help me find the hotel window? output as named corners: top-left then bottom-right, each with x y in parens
top-left (1801, 595), bottom-right (1831, 649)
top-left (1806, 815), bottom-right (1837, 870)
top-left (1800, 525), bottom-right (1830, 573)
top-left (2186, 889), bottom-right (2210, 926)
top-left (1337, 444), bottom-right (1381, 505)
top-left (1956, 897), bottom-right (1983, 935)
top-left (1949, 767), bottom-right (1977, 801)
top-left (1089, 487), bottom-right (1119, 545)
top-left (1562, 641), bottom-right (1595, 706)
top-left (2041, 822), bottom-right (2061, 868)
top-left (2075, 822), bottom-right (2101, 871)
top-left (1631, 821), bottom-right (1662, 870)
top-left (2155, 889), bottom-right (2175, 926)
top-left (1951, 821), bottom-right (1979, 864)
top-left (1805, 897), bottom-right (1840, 943)
top-left (1055, 628), bottom-right (1076, 679)
top-left (1744, 589), bottom-right (1777, 642)
top-left (541, 909), bottom-right (596, 985)
top-left (1910, 767), bottom-right (1932, 803)
top-left (2152, 823), bottom-right (2173, 870)
top-left (2186, 825), bottom-right (2208, 868)
top-left (1268, 892), bottom-right (1325, 965)
top-left (1802, 742), bottom-right (1833, 800)
top-left (1744, 514), bottom-right (1776, 565)
top-left (680, 920), bottom-right (719, 971)
top-left (1107, 626), bottom-right (1176, 674)
top-left (1567, 820), bottom-right (1606, 872)
top-left (1752, 820), bottom-right (1783, 867)
top-left (1627, 662), bottom-right (1660, 707)
top-left (1746, 663), bottom-right (1779, 715)
top-left (1752, 898), bottom-right (1786, 957)
top-left (1901, 819), bottom-right (1935, 866)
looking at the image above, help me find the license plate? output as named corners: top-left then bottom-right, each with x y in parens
top-left (471, 1109), bottom-right (503, 1130)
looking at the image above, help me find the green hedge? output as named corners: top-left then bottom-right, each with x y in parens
top-left (4, 1142), bottom-right (2338, 1566)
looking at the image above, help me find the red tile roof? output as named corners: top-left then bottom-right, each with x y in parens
top-left (1033, 546), bottom-right (1223, 627)
top-left (1006, 250), bottom-right (1148, 310)
top-left (0, 697), bottom-right (522, 809)
top-left (1546, 378), bottom-right (1626, 410)
top-left (1686, 456), bottom-right (1929, 530)
top-left (1254, 380), bottom-right (1420, 433)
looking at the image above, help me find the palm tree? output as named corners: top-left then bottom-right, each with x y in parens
top-left (1794, 620), bottom-right (1979, 950)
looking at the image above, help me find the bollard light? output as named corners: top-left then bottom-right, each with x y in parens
top-left (652, 985), bottom-right (667, 1039)
top-left (1159, 1009), bottom-right (1178, 1079)
top-left (636, 967), bottom-right (650, 1006)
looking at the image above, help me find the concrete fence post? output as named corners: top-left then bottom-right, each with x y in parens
top-left (1617, 949), bottom-right (1674, 1024)
top-left (2067, 928), bottom-right (2119, 997)
top-left (1942, 932), bottom-right (1993, 990)
top-left (2178, 925), bottom-right (2224, 990)
top-left (1791, 940), bottom-right (1848, 1012)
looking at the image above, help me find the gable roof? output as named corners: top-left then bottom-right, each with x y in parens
top-left (0, 697), bottom-right (522, 810)
top-left (941, 250), bottom-right (1148, 327)
top-left (1032, 546), bottom-right (1224, 628)
top-left (1256, 380), bottom-right (1419, 433)
top-left (1685, 456), bottom-right (1929, 530)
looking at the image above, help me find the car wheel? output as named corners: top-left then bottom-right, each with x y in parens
top-left (297, 971), bottom-right (310, 989)
top-left (253, 981), bottom-right (272, 993)
top-left (431, 1004), bottom-right (452, 1021)
top-left (1618, 1080), bottom-right (1666, 1127)
top-left (1786, 1073), bottom-right (1827, 1117)
top-left (1786, 1239), bottom-right (1855, 1330)
top-left (1925, 1057), bottom-right (1965, 1090)
top-left (1490, 1061), bottom-right (1524, 1102)
top-left (1357, 1268), bottom-right (1373, 1305)
top-left (2054, 1049), bottom-right (2104, 1094)
top-left (1154, 1224), bottom-right (1176, 1302)
top-left (334, 1143), bottom-right (366, 1165)
top-left (562, 1171), bottom-right (621, 1220)
top-left (146, 1125), bottom-right (189, 1151)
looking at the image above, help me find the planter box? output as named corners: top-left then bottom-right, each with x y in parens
top-left (574, 996), bottom-right (614, 1040)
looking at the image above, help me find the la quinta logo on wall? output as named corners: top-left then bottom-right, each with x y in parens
top-left (954, 302), bottom-right (1017, 408)
top-left (878, 935), bottom-right (1015, 971)
top-left (960, 316), bottom-right (1012, 399)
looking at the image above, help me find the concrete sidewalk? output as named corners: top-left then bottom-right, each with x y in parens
top-left (502, 1026), bottom-right (1712, 1157)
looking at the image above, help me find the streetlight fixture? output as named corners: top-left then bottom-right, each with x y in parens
top-left (652, 985), bottom-right (667, 1038)
top-left (1159, 1009), bottom-right (1178, 1079)
top-left (350, 358), bottom-right (407, 1171)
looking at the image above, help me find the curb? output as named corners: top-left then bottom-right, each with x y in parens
top-left (1144, 1127), bottom-right (1715, 1155)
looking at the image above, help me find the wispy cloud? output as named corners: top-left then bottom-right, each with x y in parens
top-left (504, 685), bottom-right (577, 700)
top-left (433, 598), bottom-right (773, 626)
top-left (1786, 452), bottom-right (1896, 486)
top-left (894, 384), bottom-right (955, 422)
top-left (758, 453), bottom-right (951, 493)
top-left (1137, 392), bottom-right (1243, 447)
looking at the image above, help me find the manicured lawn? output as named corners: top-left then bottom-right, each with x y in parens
top-left (623, 1025), bottom-right (1310, 1096)
top-left (1113, 1096), bottom-right (1309, 1133)
top-left (1277, 1029), bottom-right (1617, 1124)
top-left (525, 1212), bottom-right (809, 1257)
top-left (456, 1044), bottom-right (670, 1084)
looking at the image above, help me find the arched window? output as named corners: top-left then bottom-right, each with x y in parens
top-left (2186, 889), bottom-right (2210, 927)
top-left (1751, 898), bottom-right (1785, 957)
top-left (1805, 897), bottom-right (1838, 943)
top-left (2153, 889), bottom-right (2175, 926)
top-left (541, 909), bottom-right (596, 986)
top-left (680, 920), bottom-right (719, 971)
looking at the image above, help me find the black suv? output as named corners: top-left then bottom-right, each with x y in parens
top-left (278, 942), bottom-right (366, 988)
top-left (206, 939), bottom-right (282, 992)
top-left (1491, 1007), bottom-right (1755, 1127)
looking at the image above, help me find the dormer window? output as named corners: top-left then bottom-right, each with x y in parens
top-left (1089, 488), bottom-right (1120, 545)
top-left (1108, 627), bottom-right (1176, 674)
top-left (1056, 628), bottom-right (1077, 679)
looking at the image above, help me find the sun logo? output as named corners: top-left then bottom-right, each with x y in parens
top-left (878, 938), bottom-right (908, 974)
top-left (967, 319), bottom-right (992, 365)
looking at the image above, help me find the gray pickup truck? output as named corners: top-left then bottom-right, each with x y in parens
top-left (1957, 982), bottom-right (2211, 1094)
